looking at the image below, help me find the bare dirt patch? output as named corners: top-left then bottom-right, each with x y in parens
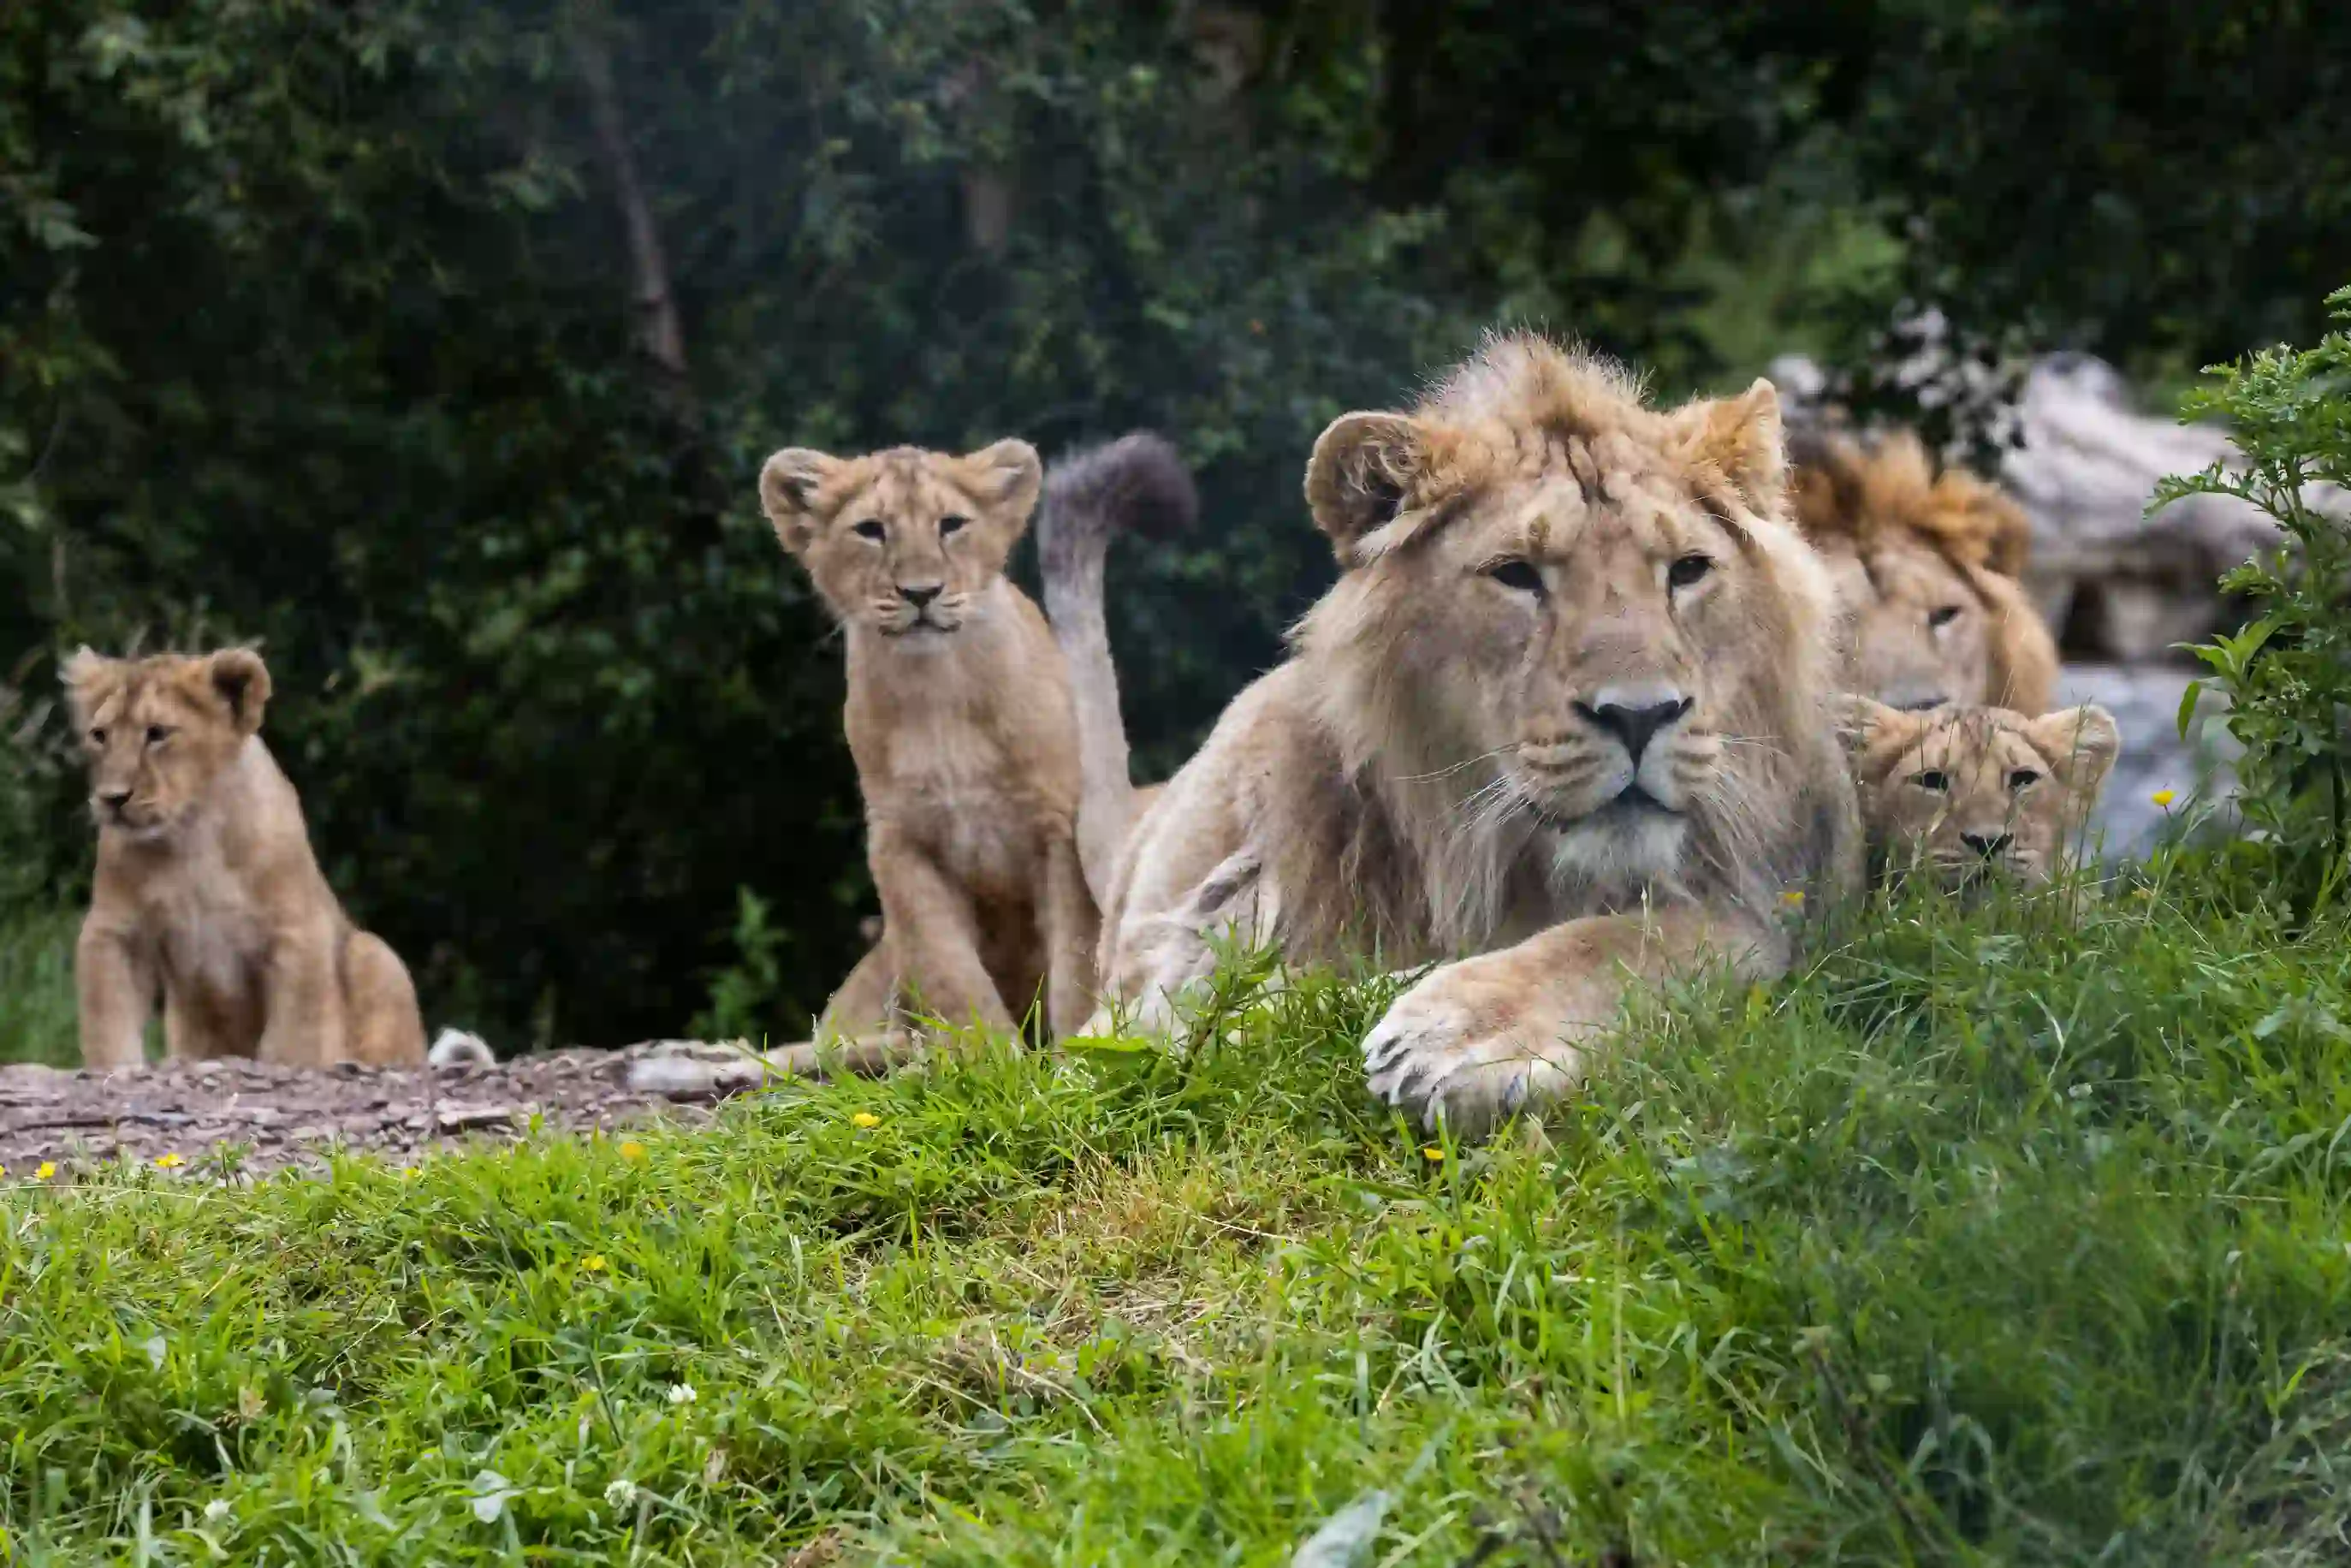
top-left (0, 1044), bottom-right (751, 1179)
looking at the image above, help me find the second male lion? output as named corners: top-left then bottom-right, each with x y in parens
top-left (1085, 331), bottom-right (1862, 1134)
top-left (67, 647), bottom-right (427, 1070)
top-left (761, 437), bottom-right (1183, 1053)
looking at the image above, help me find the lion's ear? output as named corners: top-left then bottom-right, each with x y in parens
top-left (1679, 378), bottom-right (1788, 519)
top-left (207, 648), bottom-right (272, 737)
top-left (958, 439), bottom-right (1044, 525)
top-left (1831, 692), bottom-right (1918, 765)
top-left (758, 448), bottom-right (841, 556)
top-left (2026, 704), bottom-right (2120, 795)
top-left (1305, 412), bottom-right (1428, 564)
top-left (61, 645), bottom-right (119, 726)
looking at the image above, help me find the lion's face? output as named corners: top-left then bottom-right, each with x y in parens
top-left (1824, 540), bottom-right (1997, 711)
top-left (63, 648), bottom-right (270, 839)
top-left (757, 442), bottom-right (1042, 645)
top-left (1840, 698), bottom-right (2118, 884)
top-left (1297, 348), bottom-right (1838, 893)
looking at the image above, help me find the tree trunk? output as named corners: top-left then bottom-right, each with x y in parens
top-left (567, 18), bottom-right (690, 402)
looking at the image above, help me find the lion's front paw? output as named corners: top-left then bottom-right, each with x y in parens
top-left (1361, 955), bottom-right (1587, 1136)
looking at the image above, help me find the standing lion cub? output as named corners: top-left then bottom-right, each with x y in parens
top-left (66, 647), bottom-right (427, 1070)
top-left (760, 437), bottom-right (1190, 1055)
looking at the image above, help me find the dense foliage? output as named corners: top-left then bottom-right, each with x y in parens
top-left (2166, 285), bottom-right (2351, 905)
top-left (3, 0), bottom-right (2344, 1043)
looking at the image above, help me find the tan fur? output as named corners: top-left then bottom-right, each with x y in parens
top-left (65, 648), bottom-right (426, 1071)
top-left (1089, 331), bottom-right (1862, 1134)
top-left (1793, 431), bottom-right (2059, 713)
top-left (759, 441), bottom-right (1096, 1056)
top-left (1839, 698), bottom-right (2120, 885)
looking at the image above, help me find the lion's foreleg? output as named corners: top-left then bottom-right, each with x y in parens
top-left (1040, 834), bottom-right (1099, 1042)
top-left (873, 838), bottom-right (1018, 1038)
top-left (75, 918), bottom-right (154, 1072)
top-left (257, 921), bottom-right (347, 1066)
top-left (1362, 906), bottom-right (1782, 1136)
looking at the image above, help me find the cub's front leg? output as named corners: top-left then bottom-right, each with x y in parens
top-left (1362, 906), bottom-right (1779, 1136)
top-left (76, 919), bottom-right (155, 1072)
top-left (1039, 834), bottom-right (1099, 1042)
top-left (257, 921), bottom-right (348, 1066)
top-left (872, 830), bottom-right (1018, 1037)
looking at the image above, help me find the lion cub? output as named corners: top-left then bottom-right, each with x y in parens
top-left (759, 440), bottom-right (1098, 1050)
top-left (1838, 696), bottom-right (2120, 886)
top-left (66, 647), bottom-right (427, 1070)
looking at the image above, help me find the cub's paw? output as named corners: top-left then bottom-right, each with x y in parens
top-left (1361, 955), bottom-right (1586, 1137)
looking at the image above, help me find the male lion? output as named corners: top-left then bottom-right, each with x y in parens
top-left (1791, 430), bottom-right (2059, 715)
top-left (1838, 697), bottom-right (2119, 886)
top-left (66, 647), bottom-right (427, 1070)
top-left (758, 435), bottom-right (1187, 1055)
top-left (1085, 331), bottom-right (1862, 1134)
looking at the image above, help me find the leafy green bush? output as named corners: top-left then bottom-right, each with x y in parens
top-left (2163, 284), bottom-right (2351, 906)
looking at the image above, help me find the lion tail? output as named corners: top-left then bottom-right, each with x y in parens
top-left (1038, 431), bottom-right (1198, 904)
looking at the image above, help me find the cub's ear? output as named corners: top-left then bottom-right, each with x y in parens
top-left (1304, 412), bottom-right (1430, 566)
top-left (758, 448), bottom-right (842, 556)
top-left (2026, 703), bottom-right (2121, 794)
top-left (1830, 692), bottom-right (1917, 759)
top-left (957, 439), bottom-right (1044, 525)
top-left (207, 648), bottom-right (272, 738)
top-left (60, 645), bottom-right (121, 726)
top-left (1675, 378), bottom-right (1788, 520)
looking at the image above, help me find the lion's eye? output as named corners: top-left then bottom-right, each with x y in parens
top-left (1486, 560), bottom-right (1544, 595)
top-left (939, 514), bottom-right (969, 537)
top-left (851, 520), bottom-right (886, 543)
top-left (2008, 768), bottom-right (2041, 791)
top-left (145, 725), bottom-right (173, 746)
top-left (87, 728), bottom-right (107, 747)
top-left (1927, 604), bottom-right (1962, 629)
top-left (1667, 554), bottom-right (1713, 590)
top-left (1913, 769), bottom-right (1950, 793)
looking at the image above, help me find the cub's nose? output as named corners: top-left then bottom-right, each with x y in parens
top-left (900, 585), bottom-right (943, 610)
top-left (98, 787), bottom-right (132, 811)
top-left (1576, 688), bottom-right (1693, 764)
top-left (1961, 831), bottom-right (2013, 859)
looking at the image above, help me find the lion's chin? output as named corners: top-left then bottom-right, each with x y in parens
top-left (1541, 798), bottom-right (1689, 883)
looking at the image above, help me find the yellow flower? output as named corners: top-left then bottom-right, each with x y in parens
top-left (619, 1140), bottom-right (647, 1161)
top-left (581, 1255), bottom-right (608, 1273)
top-left (1780, 889), bottom-right (1806, 908)
top-left (0, 1163), bottom-right (8, 1178)
top-left (155, 1152), bottom-right (185, 1169)
top-left (2152, 789), bottom-right (2176, 808)
top-left (35, 1161), bottom-right (56, 1181)
top-left (851, 1111), bottom-right (882, 1130)
top-left (1422, 1145), bottom-right (1445, 1162)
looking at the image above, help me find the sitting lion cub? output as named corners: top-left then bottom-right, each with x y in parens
top-left (757, 439), bottom-right (1103, 1053)
top-left (66, 647), bottom-right (427, 1069)
top-left (1838, 697), bottom-right (2120, 885)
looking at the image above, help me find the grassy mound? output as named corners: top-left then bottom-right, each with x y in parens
top-left (4, 864), bottom-right (2349, 1564)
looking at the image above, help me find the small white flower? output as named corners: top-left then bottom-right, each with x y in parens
top-left (603, 1478), bottom-right (637, 1508)
top-left (203, 1499), bottom-right (231, 1523)
top-left (667, 1382), bottom-right (696, 1405)
top-left (469, 1470), bottom-right (515, 1524)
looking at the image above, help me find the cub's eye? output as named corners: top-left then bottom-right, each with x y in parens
top-left (1667, 554), bottom-right (1713, 589)
top-left (1912, 769), bottom-right (1950, 793)
top-left (2008, 767), bottom-right (2041, 791)
top-left (851, 519), bottom-right (885, 543)
top-left (938, 514), bottom-right (969, 537)
top-left (1486, 560), bottom-right (1544, 595)
top-left (1927, 604), bottom-right (1962, 629)
top-left (145, 725), bottom-right (173, 746)
top-left (87, 728), bottom-right (107, 747)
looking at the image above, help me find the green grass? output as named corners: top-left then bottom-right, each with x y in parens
top-left (4, 860), bottom-right (2350, 1564)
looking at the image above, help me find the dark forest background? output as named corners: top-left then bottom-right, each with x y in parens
top-left (2, 0), bottom-right (2345, 1047)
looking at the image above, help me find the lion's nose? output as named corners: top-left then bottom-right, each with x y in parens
top-left (1576, 690), bottom-right (1692, 763)
top-left (1961, 831), bottom-right (2013, 859)
top-left (900, 584), bottom-right (943, 610)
